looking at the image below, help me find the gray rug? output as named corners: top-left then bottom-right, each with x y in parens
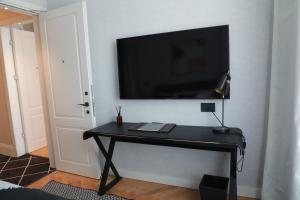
top-left (41, 181), bottom-right (129, 200)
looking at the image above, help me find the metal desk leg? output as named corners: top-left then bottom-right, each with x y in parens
top-left (93, 136), bottom-right (122, 195)
top-left (229, 149), bottom-right (237, 200)
top-left (93, 136), bottom-right (121, 178)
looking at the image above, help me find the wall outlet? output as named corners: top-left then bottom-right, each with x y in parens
top-left (201, 103), bottom-right (215, 112)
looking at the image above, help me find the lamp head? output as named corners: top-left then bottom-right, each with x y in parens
top-left (214, 71), bottom-right (231, 96)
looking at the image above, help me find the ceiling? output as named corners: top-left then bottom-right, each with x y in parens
top-left (0, 9), bottom-right (32, 26)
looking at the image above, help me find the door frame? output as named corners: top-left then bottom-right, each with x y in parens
top-left (0, 4), bottom-right (56, 167)
top-left (32, 15), bottom-right (56, 167)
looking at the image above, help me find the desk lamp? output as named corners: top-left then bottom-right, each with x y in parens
top-left (213, 71), bottom-right (231, 133)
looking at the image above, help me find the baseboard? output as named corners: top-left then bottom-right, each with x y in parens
top-left (28, 138), bottom-right (47, 153)
top-left (0, 143), bottom-right (17, 157)
top-left (237, 185), bottom-right (261, 199)
top-left (117, 169), bottom-right (261, 199)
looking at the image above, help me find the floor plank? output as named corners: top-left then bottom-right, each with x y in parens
top-left (27, 171), bottom-right (257, 200)
top-left (30, 147), bottom-right (48, 158)
top-left (27, 146), bottom-right (257, 199)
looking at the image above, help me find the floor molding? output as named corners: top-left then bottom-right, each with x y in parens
top-left (0, 143), bottom-right (16, 157)
top-left (117, 169), bottom-right (261, 198)
top-left (237, 185), bottom-right (261, 199)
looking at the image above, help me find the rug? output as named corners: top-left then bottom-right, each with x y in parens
top-left (0, 154), bottom-right (55, 186)
top-left (41, 181), bottom-right (129, 200)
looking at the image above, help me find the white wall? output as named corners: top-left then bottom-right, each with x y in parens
top-left (48, 0), bottom-right (274, 198)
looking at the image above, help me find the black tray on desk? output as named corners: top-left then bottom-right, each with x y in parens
top-left (128, 123), bottom-right (176, 133)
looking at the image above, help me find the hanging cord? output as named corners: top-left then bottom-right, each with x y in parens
top-left (237, 135), bottom-right (246, 172)
top-left (211, 112), bottom-right (223, 126)
top-left (237, 153), bottom-right (245, 172)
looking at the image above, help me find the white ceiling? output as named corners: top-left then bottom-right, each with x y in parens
top-left (0, 0), bottom-right (47, 11)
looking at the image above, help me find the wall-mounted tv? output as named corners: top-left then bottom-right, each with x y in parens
top-left (117, 25), bottom-right (230, 99)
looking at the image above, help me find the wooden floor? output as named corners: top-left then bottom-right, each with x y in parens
top-left (27, 147), bottom-right (257, 200)
top-left (30, 146), bottom-right (49, 157)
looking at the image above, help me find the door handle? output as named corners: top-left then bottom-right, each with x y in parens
top-left (77, 102), bottom-right (89, 107)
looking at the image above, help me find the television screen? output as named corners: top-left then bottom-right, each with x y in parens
top-left (117, 25), bottom-right (230, 99)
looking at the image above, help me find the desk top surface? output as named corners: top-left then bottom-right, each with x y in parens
top-left (84, 122), bottom-right (245, 151)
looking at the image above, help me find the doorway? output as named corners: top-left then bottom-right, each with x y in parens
top-left (1, 2), bottom-right (99, 179)
top-left (0, 7), bottom-right (49, 158)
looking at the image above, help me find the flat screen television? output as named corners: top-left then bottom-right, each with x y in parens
top-left (117, 25), bottom-right (230, 99)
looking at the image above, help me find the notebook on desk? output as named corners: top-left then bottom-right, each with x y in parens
top-left (138, 123), bottom-right (165, 131)
top-left (128, 123), bottom-right (176, 133)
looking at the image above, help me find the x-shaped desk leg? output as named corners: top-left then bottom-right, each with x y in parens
top-left (93, 136), bottom-right (122, 195)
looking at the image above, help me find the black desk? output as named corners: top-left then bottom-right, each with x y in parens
top-left (83, 122), bottom-right (246, 200)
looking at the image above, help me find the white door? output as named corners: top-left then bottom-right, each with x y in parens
top-left (12, 29), bottom-right (47, 153)
top-left (40, 2), bottom-right (99, 178)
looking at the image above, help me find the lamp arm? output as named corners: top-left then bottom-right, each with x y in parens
top-left (212, 112), bottom-right (223, 126)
